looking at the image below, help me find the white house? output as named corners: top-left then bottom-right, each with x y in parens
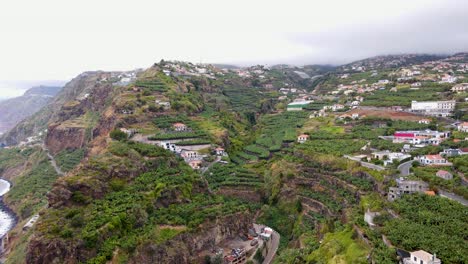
top-left (418, 119), bottom-right (431, 125)
top-left (403, 250), bottom-right (441, 264)
top-left (418, 154), bottom-right (452, 166)
top-left (297, 134), bottom-right (309, 144)
top-left (173, 122), bottom-right (188, 131)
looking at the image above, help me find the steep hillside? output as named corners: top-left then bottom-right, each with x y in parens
top-left (0, 86), bottom-right (61, 134)
top-left (1, 55), bottom-right (467, 264)
top-left (1, 72), bottom-right (117, 145)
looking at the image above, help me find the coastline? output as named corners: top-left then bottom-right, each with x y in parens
top-left (0, 178), bottom-right (18, 239)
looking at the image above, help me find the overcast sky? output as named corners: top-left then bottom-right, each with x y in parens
top-left (1, 0), bottom-right (468, 83)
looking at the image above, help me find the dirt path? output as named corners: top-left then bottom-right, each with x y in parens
top-left (42, 145), bottom-right (64, 176)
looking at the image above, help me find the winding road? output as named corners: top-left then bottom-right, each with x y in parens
top-left (397, 160), bottom-right (415, 177)
top-left (343, 155), bottom-right (385, 171)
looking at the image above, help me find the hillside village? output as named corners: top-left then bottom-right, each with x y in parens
top-left (0, 53), bottom-right (466, 264)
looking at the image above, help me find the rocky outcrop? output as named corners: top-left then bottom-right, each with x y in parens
top-left (45, 124), bottom-right (86, 155)
top-left (129, 212), bottom-right (253, 264)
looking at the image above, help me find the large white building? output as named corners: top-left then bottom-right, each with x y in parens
top-left (411, 100), bottom-right (456, 117)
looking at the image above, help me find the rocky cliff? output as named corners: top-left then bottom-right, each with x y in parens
top-left (129, 212), bottom-right (253, 264)
top-left (1, 72), bottom-right (114, 146)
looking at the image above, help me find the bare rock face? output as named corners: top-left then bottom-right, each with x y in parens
top-left (45, 124), bottom-right (86, 155)
top-left (129, 212), bottom-right (254, 264)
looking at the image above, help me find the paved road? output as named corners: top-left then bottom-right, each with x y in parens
top-left (438, 190), bottom-right (468, 206)
top-left (253, 224), bottom-right (280, 264)
top-left (397, 160), bottom-right (415, 177)
top-left (344, 155), bottom-right (385, 171)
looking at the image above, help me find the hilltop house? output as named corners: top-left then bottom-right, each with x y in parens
top-left (388, 178), bottom-right (429, 201)
top-left (418, 154), bottom-right (452, 166)
top-left (436, 170), bottom-right (453, 180)
top-left (173, 122), bottom-right (188, 131)
top-left (402, 250), bottom-right (441, 264)
top-left (297, 134), bottom-right (309, 144)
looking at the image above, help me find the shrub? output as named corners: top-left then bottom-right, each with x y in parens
top-left (110, 129), bottom-right (127, 141)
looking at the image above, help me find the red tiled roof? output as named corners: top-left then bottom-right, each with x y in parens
top-left (425, 154), bottom-right (443, 160)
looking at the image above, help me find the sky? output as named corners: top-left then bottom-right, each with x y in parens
top-left (0, 0), bottom-right (468, 86)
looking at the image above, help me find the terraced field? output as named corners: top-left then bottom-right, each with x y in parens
top-left (232, 112), bottom-right (308, 164)
top-left (205, 163), bottom-right (263, 190)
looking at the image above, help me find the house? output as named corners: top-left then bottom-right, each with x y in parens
top-left (372, 151), bottom-right (411, 166)
top-left (173, 122), bottom-right (188, 131)
top-left (297, 134), bottom-right (309, 144)
top-left (159, 141), bottom-right (179, 153)
top-left (440, 148), bottom-right (463, 157)
top-left (451, 83), bottom-right (468, 92)
top-left (439, 75), bottom-right (457, 84)
top-left (260, 227), bottom-right (273, 241)
top-left (418, 119), bottom-right (431, 124)
top-left (457, 122), bottom-right (468, 132)
top-left (388, 178), bottom-right (429, 201)
top-left (411, 100), bottom-right (456, 117)
top-left (418, 154), bottom-right (452, 166)
top-left (402, 250), bottom-right (441, 264)
top-left (215, 147), bottom-right (226, 156)
top-left (188, 160), bottom-right (202, 170)
top-left (393, 130), bottom-right (451, 145)
top-left (180, 150), bottom-right (199, 160)
top-left (331, 104), bottom-right (345, 111)
top-left (411, 82), bottom-right (422, 88)
top-left (436, 170), bottom-right (453, 180)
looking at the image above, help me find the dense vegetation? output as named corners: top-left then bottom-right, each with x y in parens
top-left (383, 195), bottom-right (468, 263)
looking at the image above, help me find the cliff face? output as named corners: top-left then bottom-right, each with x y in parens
top-left (1, 72), bottom-right (114, 146)
top-left (129, 212), bottom-right (253, 264)
top-left (43, 77), bottom-right (115, 155)
top-left (45, 125), bottom-right (86, 155)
